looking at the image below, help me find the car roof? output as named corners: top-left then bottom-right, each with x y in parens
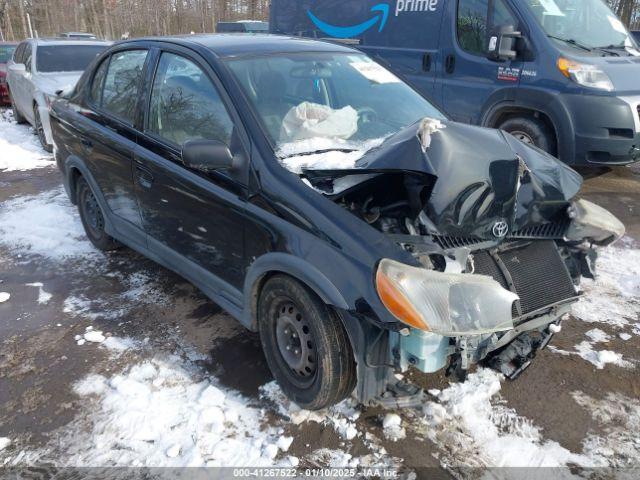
top-left (23, 38), bottom-right (110, 46)
top-left (0, 41), bottom-right (19, 46)
top-left (122, 34), bottom-right (358, 58)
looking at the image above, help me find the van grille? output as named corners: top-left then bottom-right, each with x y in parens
top-left (472, 241), bottom-right (577, 317)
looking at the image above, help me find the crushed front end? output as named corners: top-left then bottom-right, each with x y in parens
top-left (302, 119), bottom-right (625, 384)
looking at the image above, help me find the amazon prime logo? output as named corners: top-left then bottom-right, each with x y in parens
top-left (492, 220), bottom-right (509, 238)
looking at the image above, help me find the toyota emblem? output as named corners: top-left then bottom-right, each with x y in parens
top-left (492, 220), bottom-right (509, 238)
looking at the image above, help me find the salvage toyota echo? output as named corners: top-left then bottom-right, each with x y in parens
top-left (51, 35), bottom-right (624, 409)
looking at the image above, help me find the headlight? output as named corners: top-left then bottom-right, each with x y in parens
top-left (566, 199), bottom-right (625, 245)
top-left (557, 58), bottom-right (613, 91)
top-left (376, 259), bottom-right (518, 336)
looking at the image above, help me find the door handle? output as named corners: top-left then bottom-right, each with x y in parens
top-left (422, 53), bottom-right (432, 72)
top-left (135, 164), bottom-right (154, 189)
top-left (445, 54), bottom-right (456, 74)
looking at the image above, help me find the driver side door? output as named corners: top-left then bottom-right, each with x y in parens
top-left (134, 48), bottom-right (250, 297)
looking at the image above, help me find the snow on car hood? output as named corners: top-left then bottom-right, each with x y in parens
top-left (34, 72), bottom-right (82, 96)
top-left (302, 119), bottom-right (583, 240)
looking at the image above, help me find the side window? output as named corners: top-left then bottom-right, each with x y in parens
top-left (23, 43), bottom-right (32, 72)
top-left (147, 52), bottom-right (234, 147)
top-left (102, 49), bottom-right (148, 124)
top-left (457, 0), bottom-right (517, 55)
top-left (90, 57), bottom-right (110, 105)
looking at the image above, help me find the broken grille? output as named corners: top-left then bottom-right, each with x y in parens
top-left (472, 241), bottom-right (577, 317)
top-left (433, 220), bottom-right (569, 249)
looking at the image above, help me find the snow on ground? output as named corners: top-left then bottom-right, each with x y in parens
top-left (0, 111), bottom-right (54, 172)
top-left (25, 282), bottom-right (52, 304)
top-left (30, 355), bottom-right (297, 467)
top-left (0, 292), bottom-right (9, 303)
top-left (0, 187), bottom-right (99, 261)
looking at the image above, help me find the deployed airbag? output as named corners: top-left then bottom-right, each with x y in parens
top-left (280, 102), bottom-right (358, 142)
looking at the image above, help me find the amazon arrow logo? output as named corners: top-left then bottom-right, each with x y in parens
top-left (307, 3), bottom-right (390, 39)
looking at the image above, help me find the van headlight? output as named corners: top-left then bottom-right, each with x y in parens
top-left (557, 58), bottom-right (614, 91)
top-left (375, 259), bottom-right (518, 336)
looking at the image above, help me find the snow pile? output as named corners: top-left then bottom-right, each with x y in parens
top-left (382, 414), bottom-right (406, 442)
top-left (549, 327), bottom-right (633, 370)
top-left (261, 381), bottom-right (360, 441)
top-left (572, 242), bottom-right (640, 330)
top-left (572, 391), bottom-right (640, 467)
top-left (0, 188), bottom-right (99, 261)
top-left (0, 112), bottom-right (54, 172)
top-left (25, 282), bottom-right (52, 304)
top-left (0, 292), bottom-right (9, 303)
top-left (0, 438), bottom-right (10, 452)
top-left (58, 357), bottom-right (293, 467)
top-left (412, 369), bottom-right (587, 468)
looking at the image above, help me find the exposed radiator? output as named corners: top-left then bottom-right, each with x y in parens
top-left (472, 241), bottom-right (577, 318)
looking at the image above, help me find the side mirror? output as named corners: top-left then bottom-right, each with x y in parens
top-left (9, 63), bottom-right (26, 73)
top-left (182, 139), bottom-right (234, 172)
top-left (488, 25), bottom-right (522, 61)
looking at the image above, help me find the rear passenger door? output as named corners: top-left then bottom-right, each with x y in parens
top-left (134, 48), bottom-right (249, 293)
top-left (438, 0), bottom-right (523, 124)
top-left (81, 48), bottom-right (149, 247)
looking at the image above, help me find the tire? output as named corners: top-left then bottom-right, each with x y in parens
top-left (76, 176), bottom-right (120, 251)
top-left (34, 107), bottom-right (53, 153)
top-left (258, 275), bottom-right (356, 410)
top-left (10, 92), bottom-right (27, 124)
top-left (498, 115), bottom-right (557, 157)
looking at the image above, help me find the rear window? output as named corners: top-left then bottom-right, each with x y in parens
top-left (0, 46), bottom-right (16, 63)
top-left (36, 45), bottom-right (106, 73)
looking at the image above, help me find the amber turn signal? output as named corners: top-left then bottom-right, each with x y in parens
top-left (375, 268), bottom-right (430, 331)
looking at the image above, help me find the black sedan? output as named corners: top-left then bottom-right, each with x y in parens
top-left (50, 34), bottom-right (624, 409)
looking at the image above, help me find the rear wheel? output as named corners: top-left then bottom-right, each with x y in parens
top-left (34, 107), bottom-right (53, 153)
top-left (77, 176), bottom-right (120, 251)
top-left (498, 115), bottom-right (557, 157)
top-left (258, 275), bottom-right (356, 410)
top-left (10, 93), bottom-right (26, 124)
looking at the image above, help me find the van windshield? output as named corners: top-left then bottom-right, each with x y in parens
top-left (225, 52), bottom-right (444, 156)
top-left (523, 0), bottom-right (635, 50)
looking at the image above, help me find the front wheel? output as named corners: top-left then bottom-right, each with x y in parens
top-left (34, 107), bottom-right (53, 153)
top-left (498, 115), bottom-right (557, 157)
top-left (258, 275), bottom-right (356, 410)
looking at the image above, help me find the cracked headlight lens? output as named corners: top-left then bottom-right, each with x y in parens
top-left (376, 259), bottom-right (518, 336)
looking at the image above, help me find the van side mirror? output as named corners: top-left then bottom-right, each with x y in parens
top-left (488, 25), bottom-right (522, 61)
top-left (182, 139), bottom-right (234, 172)
top-left (9, 63), bottom-right (26, 73)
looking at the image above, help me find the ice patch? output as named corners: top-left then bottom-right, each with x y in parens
top-left (584, 328), bottom-right (610, 343)
top-left (0, 113), bottom-right (54, 172)
top-left (25, 282), bottom-right (52, 304)
top-left (0, 188), bottom-right (99, 261)
top-left (0, 292), bottom-right (9, 303)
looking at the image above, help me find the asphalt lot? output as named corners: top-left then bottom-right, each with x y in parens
top-left (0, 110), bottom-right (638, 476)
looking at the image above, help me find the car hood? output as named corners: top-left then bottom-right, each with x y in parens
top-left (304, 120), bottom-right (583, 240)
top-left (34, 72), bottom-right (82, 95)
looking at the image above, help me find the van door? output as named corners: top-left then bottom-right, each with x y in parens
top-left (438, 0), bottom-right (523, 124)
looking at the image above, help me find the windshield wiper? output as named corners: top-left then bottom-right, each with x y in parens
top-left (280, 148), bottom-right (358, 160)
top-left (547, 35), bottom-right (593, 52)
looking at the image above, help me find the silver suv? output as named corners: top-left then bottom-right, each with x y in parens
top-left (7, 38), bottom-right (110, 151)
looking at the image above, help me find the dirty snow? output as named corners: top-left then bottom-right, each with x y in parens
top-left (0, 111), bottom-right (54, 172)
top-left (0, 188), bottom-right (99, 260)
top-left (25, 282), bottom-right (52, 304)
top-left (0, 292), bottom-right (9, 303)
top-left (38, 356), bottom-right (305, 467)
top-left (0, 438), bottom-right (10, 452)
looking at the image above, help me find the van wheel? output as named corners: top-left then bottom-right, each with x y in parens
top-left (34, 107), bottom-right (53, 153)
top-left (10, 93), bottom-right (26, 124)
top-left (498, 116), bottom-right (557, 156)
top-left (258, 275), bottom-right (356, 410)
top-left (77, 176), bottom-right (120, 251)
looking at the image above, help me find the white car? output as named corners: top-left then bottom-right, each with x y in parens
top-left (7, 38), bottom-right (110, 151)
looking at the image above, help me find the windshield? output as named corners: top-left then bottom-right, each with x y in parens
top-left (36, 45), bottom-right (106, 73)
top-left (523, 0), bottom-right (635, 49)
top-left (225, 52), bottom-right (444, 156)
top-left (0, 45), bottom-right (16, 63)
